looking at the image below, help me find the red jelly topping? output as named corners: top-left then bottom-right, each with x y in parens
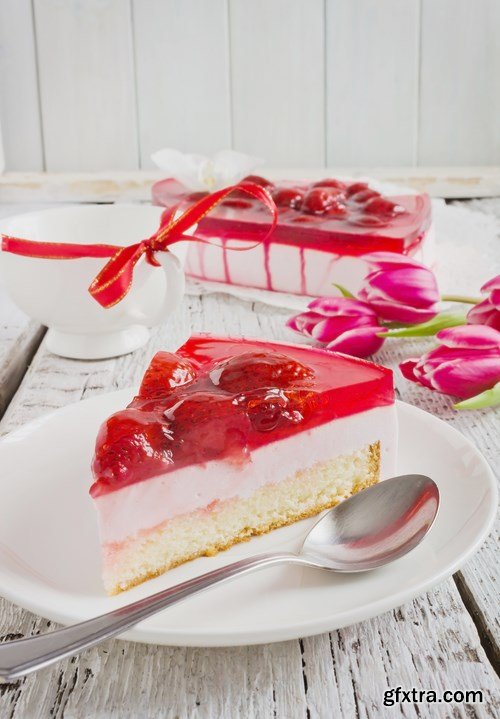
top-left (152, 176), bottom-right (431, 256)
top-left (90, 336), bottom-right (394, 498)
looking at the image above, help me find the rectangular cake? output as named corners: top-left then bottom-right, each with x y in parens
top-left (152, 175), bottom-right (434, 296)
top-left (91, 335), bottom-right (397, 594)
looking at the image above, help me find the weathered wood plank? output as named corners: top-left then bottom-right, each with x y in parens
top-left (0, 205), bottom-right (47, 417)
top-left (0, 0), bottom-right (44, 171)
top-left (1, 169), bottom-right (500, 205)
top-left (33, 0), bottom-right (138, 171)
top-left (325, 0), bottom-right (420, 166)
top-left (0, 291), bottom-right (44, 418)
top-left (229, 0), bottom-right (325, 167)
top-left (133, 0), bottom-right (231, 169)
top-left (419, 0), bottom-right (500, 166)
top-left (448, 197), bottom-right (500, 666)
top-left (0, 292), bottom-right (499, 718)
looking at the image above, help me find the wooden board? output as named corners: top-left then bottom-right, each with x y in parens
top-left (1, 167), bottom-right (500, 204)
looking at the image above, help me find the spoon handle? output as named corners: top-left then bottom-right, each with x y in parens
top-left (0, 551), bottom-right (299, 682)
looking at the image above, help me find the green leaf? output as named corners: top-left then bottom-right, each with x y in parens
top-left (332, 283), bottom-right (356, 299)
top-left (377, 312), bottom-right (467, 338)
top-left (454, 382), bottom-right (500, 410)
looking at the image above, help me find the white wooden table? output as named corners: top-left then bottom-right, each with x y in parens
top-left (0, 174), bottom-right (499, 718)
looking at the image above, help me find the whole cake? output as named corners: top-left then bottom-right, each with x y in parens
top-left (152, 175), bottom-right (433, 296)
top-left (91, 335), bottom-right (397, 594)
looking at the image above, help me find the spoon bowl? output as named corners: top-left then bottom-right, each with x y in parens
top-left (301, 474), bottom-right (439, 571)
top-left (0, 473), bottom-right (439, 681)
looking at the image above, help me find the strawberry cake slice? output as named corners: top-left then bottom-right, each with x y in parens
top-left (91, 335), bottom-right (397, 594)
top-left (152, 175), bottom-right (434, 296)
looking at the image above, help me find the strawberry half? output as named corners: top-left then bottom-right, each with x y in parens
top-left (91, 409), bottom-right (173, 496)
top-left (138, 352), bottom-right (197, 399)
top-left (214, 351), bottom-right (314, 394)
top-left (166, 392), bottom-right (251, 465)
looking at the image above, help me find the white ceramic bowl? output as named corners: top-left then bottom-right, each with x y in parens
top-left (0, 204), bottom-right (188, 359)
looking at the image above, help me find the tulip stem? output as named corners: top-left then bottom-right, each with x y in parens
top-left (377, 312), bottom-right (467, 338)
top-left (441, 294), bottom-right (481, 304)
top-left (454, 382), bottom-right (500, 410)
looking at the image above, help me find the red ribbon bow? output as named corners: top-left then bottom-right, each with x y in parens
top-left (1, 182), bottom-right (277, 309)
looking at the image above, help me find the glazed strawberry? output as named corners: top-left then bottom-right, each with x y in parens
top-left (138, 352), bottom-right (196, 399)
top-left (346, 182), bottom-right (369, 197)
top-left (235, 387), bottom-right (309, 432)
top-left (271, 187), bottom-right (305, 209)
top-left (327, 199), bottom-right (348, 217)
top-left (215, 351), bottom-right (314, 394)
top-left (312, 179), bottom-right (346, 190)
top-left (351, 189), bottom-right (380, 203)
top-left (302, 188), bottom-right (337, 215)
top-left (91, 410), bottom-right (173, 494)
top-left (364, 197), bottom-right (405, 216)
top-left (241, 175), bottom-right (274, 189)
top-left (166, 392), bottom-right (251, 464)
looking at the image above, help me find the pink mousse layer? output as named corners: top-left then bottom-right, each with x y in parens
top-left (95, 404), bottom-right (398, 547)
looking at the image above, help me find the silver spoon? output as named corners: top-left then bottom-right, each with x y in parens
top-left (0, 474), bottom-right (438, 682)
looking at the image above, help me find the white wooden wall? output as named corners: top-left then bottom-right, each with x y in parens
top-left (0, 0), bottom-right (498, 172)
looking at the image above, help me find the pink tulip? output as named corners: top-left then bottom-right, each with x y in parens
top-left (400, 325), bottom-right (500, 399)
top-left (287, 297), bottom-right (384, 358)
top-left (359, 252), bottom-right (440, 324)
top-left (467, 275), bottom-right (500, 331)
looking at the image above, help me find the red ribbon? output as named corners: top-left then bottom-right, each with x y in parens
top-left (1, 182), bottom-right (277, 309)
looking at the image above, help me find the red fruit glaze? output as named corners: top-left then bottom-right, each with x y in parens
top-left (152, 176), bottom-right (431, 256)
top-left (91, 336), bottom-right (394, 497)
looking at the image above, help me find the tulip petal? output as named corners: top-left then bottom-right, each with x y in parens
top-left (427, 356), bottom-right (500, 398)
top-left (437, 325), bottom-right (500, 350)
top-left (399, 359), bottom-right (418, 382)
top-left (490, 288), bottom-right (500, 310)
top-left (286, 311), bottom-right (322, 336)
top-left (467, 299), bottom-right (500, 331)
top-left (308, 315), bottom-right (373, 343)
top-left (359, 298), bottom-right (439, 324)
top-left (481, 274), bottom-right (500, 294)
top-left (308, 296), bottom-right (376, 317)
top-left (363, 268), bottom-right (439, 307)
top-left (363, 252), bottom-right (427, 271)
top-left (326, 326), bottom-right (385, 358)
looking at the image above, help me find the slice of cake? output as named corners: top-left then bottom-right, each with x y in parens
top-left (152, 175), bottom-right (434, 296)
top-left (91, 335), bottom-right (397, 594)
